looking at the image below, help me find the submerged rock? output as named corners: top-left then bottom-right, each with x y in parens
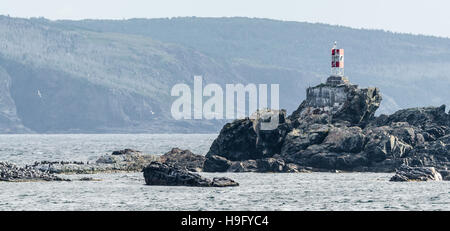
top-left (111, 149), bottom-right (141, 155)
top-left (390, 165), bottom-right (443, 182)
top-left (0, 162), bottom-right (69, 182)
top-left (142, 162), bottom-right (238, 187)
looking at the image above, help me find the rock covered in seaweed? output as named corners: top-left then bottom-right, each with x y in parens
top-left (142, 162), bottom-right (238, 187)
top-left (33, 149), bottom-right (160, 174)
top-left (0, 162), bottom-right (69, 182)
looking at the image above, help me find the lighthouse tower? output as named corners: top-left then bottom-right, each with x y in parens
top-left (331, 41), bottom-right (344, 76)
top-left (327, 41), bottom-right (349, 86)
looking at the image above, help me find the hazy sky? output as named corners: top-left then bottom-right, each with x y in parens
top-left (1, 0), bottom-right (450, 38)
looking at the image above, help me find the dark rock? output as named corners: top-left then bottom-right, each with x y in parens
top-left (228, 160), bottom-right (258, 172)
top-left (1, 162), bottom-right (69, 182)
top-left (284, 163), bottom-right (308, 173)
top-left (333, 87), bottom-right (382, 125)
top-left (256, 158), bottom-right (286, 172)
top-left (439, 170), bottom-right (450, 181)
top-left (203, 155), bottom-right (232, 172)
top-left (253, 110), bottom-right (290, 157)
top-left (362, 126), bottom-right (413, 163)
top-left (335, 153), bottom-right (369, 171)
top-left (206, 110), bottom-right (289, 162)
top-left (112, 149), bottom-right (141, 155)
top-left (372, 105), bottom-right (449, 129)
top-left (206, 118), bottom-right (258, 161)
top-left (78, 177), bottom-right (101, 181)
top-left (142, 162), bottom-right (238, 187)
top-left (390, 165), bottom-right (443, 182)
top-left (160, 148), bottom-right (205, 172)
top-left (289, 82), bottom-right (381, 125)
top-left (202, 78), bottom-right (449, 173)
top-left (323, 126), bottom-right (365, 153)
top-left (211, 177), bottom-right (239, 187)
top-left (308, 153), bottom-right (337, 170)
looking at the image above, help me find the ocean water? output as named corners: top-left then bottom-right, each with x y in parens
top-left (0, 134), bottom-right (449, 211)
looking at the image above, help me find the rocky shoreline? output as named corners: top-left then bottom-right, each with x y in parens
top-left (1, 78), bottom-right (449, 184)
top-left (0, 148), bottom-right (240, 186)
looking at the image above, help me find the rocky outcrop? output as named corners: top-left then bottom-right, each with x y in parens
top-left (206, 118), bottom-right (259, 161)
top-left (205, 110), bottom-right (290, 163)
top-left (203, 155), bottom-right (233, 172)
top-left (370, 105), bottom-right (449, 129)
top-left (143, 162), bottom-right (239, 187)
top-left (390, 165), bottom-right (443, 181)
top-left (289, 81), bottom-right (382, 125)
top-left (203, 78), bottom-right (450, 173)
top-left (0, 162), bottom-right (69, 182)
top-left (32, 149), bottom-right (160, 174)
top-left (159, 148), bottom-right (205, 172)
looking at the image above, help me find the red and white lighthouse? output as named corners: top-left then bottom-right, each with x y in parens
top-left (331, 41), bottom-right (344, 77)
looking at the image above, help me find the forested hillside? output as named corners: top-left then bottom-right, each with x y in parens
top-left (0, 16), bottom-right (449, 133)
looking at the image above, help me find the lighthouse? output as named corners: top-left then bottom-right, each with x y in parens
top-left (331, 41), bottom-right (344, 76)
top-left (327, 41), bottom-right (349, 86)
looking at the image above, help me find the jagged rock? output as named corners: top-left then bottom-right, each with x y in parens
top-left (142, 162), bottom-right (238, 187)
top-left (323, 126), bottom-right (365, 153)
top-left (203, 78), bottom-right (449, 173)
top-left (363, 127), bottom-right (413, 162)
top-left (335, 154), bottom-right (369, 171)
top-left (253, 109), bottom-right (290, 157)
top-left (203, 155), bottom-right (232, 172)
top-left (256, 158), bottom-right (286, 172)
top-left (204, 110), bottom-right (290, 172)
top-left (333, 87), bottom-right (382, 125)
top-left (206, 110), bottom-right (288, 162)
top-left (206, 118), bottom-right (258, 161)
top-left (159, 148), bottom-right (205, 172)
top-left (289, 81), bottom-right (382, 125)
top-left (390, 165), bottom-right (443, 182)
top-left (228, 160), bottom-right (258, 172)
top-left (0, 162), bottom-right (69, 182)
top-left (372, 105), bottom-right (449, 128)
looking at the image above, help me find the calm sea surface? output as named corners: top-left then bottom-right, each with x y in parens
top-left (0, 134), bottom-right (449, 211)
